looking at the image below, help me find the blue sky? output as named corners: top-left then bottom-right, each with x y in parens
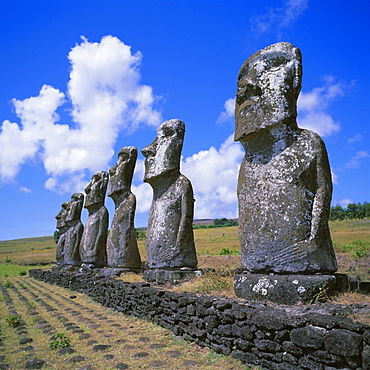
top-left (1, 0), bottom-right (369, 240)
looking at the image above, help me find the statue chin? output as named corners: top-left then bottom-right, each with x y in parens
top-left (143, 163), bottom-right (178, 183)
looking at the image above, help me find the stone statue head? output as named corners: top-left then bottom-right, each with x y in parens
top-left (142, 119), bottom-right (185, 182)
top-left (56, 201), bottom-right (69, 230)
top-left (108, 146), bottom-right (137, 201)
top-left (234, 42), bottom-right (302, 142)
top-left (84, 171), bottom-right (109, 209)
top-left (66, 193), bottom-right (84, 222)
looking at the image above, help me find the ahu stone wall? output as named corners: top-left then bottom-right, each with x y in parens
top-left (29, 269), bottom-right (370, 370)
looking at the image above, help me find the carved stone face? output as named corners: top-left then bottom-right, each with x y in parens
top-left (66, 193), bottom-right (84, 222)
top-left (56, 201), bottom-right (69, 229)
top-left (235, 42), bottom-right (302, 141)
top-left (142, 119), bottom-right (185, 182)
top-left (108, 146), bottom-right (137, 199)
top-left (84, 171), bottom-right (109, 209)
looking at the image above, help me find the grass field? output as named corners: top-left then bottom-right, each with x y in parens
top-left (2, 219), bottom-right (370, 279)
top-left (0, 220), bottom-right (370, 368)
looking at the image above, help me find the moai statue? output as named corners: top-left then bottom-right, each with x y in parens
top-left (55, 201), bottom-right (69, 266)
top-left (80, 171), bottom-right (109, 268)
top-left (107, 146), bottom-right (141, 269)
top-left (63, 193), bottom-right (84, 266)
top-left (141, 119), bottom-right (197, 282)
top-left (234, 43), bottom-right (338, 303)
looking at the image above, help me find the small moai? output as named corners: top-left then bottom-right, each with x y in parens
top-left (141, 119), bottom-right (198, 284)
top-left (80, 171), bottom-right (109, 269)
top-left (233, 42), bottom-right (339, 304)
top-left (55, 201), bottom-right (70, 267)
top-left (106, 146), bottom-right (141, 270)
top-left (63, 193), bottom-right (84, 267)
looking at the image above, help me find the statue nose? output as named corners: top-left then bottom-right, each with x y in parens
top-left (142, 140), bottom-right (157, 158)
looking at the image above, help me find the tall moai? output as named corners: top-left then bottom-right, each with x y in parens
top-left (141, 119), bottom-right (198, 283)
top-left (234, 42), bottom-right (338, 303)
top-left (80, 171), bottom-right (109, 268)
top-left (107, 146), bottom-right (141, 269)
top-left (55, 201), bottom-right (70, 266)
top-left (63, 193), bottom-right (84, 267)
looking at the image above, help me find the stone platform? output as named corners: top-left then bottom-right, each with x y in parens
top-left (234, 273), bottom-right (349, 304)
top-left (99, 267), bottom-right (143, 277)
top-left (143, 268), bottom-right (202, 285)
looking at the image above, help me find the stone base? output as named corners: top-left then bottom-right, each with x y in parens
top-left (99, 267), bottom-right (142, 277)
top-left (51, 265), bottom-right (79, 273)
top-left (234, 273), bottom-right (343, 304)
top-left (144, 269), bottom-right (202, 285)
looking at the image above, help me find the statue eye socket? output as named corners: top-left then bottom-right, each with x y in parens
top-left (236, 83), bottom-right (262, 105)
top-left (119, 153), bottom-right (129, 161)
top-left (162, 127), bottom-right (175, 137)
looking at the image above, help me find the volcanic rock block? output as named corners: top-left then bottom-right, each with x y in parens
top-left (234, 274), bottom-right (337, 304)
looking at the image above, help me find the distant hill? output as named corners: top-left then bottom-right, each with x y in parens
top-left (1, 219), bottom-right (239, 241)
top-left (0, 236), bottom-right (54, 245)
top-left (192, 219), bottom-right (214, 225)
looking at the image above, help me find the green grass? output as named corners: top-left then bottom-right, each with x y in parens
top-left (1, 218), bottom-right (370, 280)
top-left (0, 263), bottom-right (53, 277)
top-left (0, 236), bottom-right (55, 252)
top-left (6, 314), bottom-right (22, 328)
top-left (49, 333), bottom-right (71, 349)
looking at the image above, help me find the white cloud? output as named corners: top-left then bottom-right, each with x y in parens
top-left (0, 36), bottom-right (162, 193)
top-left (298, 112), bottom-right (340, 137)
top-left (132, 159), bottom-right (153, 213)
top-left (132, 134), bottom-right (244, 220)
top-left (297, 76), bottom-right (352, 137)
top-left (339, 198), bottom-right (352, 208)
top-left (216, 98), bottom-right (235, 124)
top-left (250, 0), bottom-right (308, 36)
top-left (19, 186), bottom-right (32, 193)
top-left (132, 182), bottom-right (153, 213)
top-left (344, 151), bottom-right (370, 170)
top-left (331, 170), bottom-right (339, 186)
top-left (181, 134), bottom-right (243, 219)
top-left (347, 133), bottom-right (362, 145)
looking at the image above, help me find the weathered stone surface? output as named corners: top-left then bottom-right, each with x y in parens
top-left (234, 274), bottom-right (337, 304)
top-left (67, 355), bottom-right (85, 363)
top-left (362, 344), bottom-right (370, 370)
top-left (234, 42), bottom-right (337, 274)
top-left (19, 337), bottom-right (33, 344)
top-left (25, 358), bottom-right (45, 369)
top-left (107, 146), bottom-right (141, 269)
top-left (364, 330), bottom-right (370, 345)
top-left (58, 347), bottom-right (75, 355)
top-left (290, 326), bottom-right (326, 349)
top-left (63, 193), bottom-right (84, 266)
top-left (143, 268), bottom-right (201, 285)
top-left (298, 357), bottom-right (323, 370)
top-left (324, 329), bottom-right (362, 356)
top-left (92, 344), bottom-right (111, 352)
top-left (80, 171), bottom-right (109, 267)
top-left (142, 119), bottom-right (197, 270)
